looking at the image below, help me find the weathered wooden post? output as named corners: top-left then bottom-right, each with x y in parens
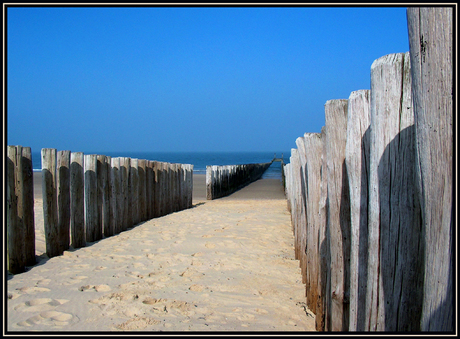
top-left (119, 157), bottom-right (130, 230)
top-left (96, 155), bottom-right (106, 240)
top-left (42, 148), bottom-right (60, 258)
top-left (84, 154), bottom-right (98, 242)
top-left (137, 159), bottom-right (146, 222)
top-left (153, 161), bottom-right (160, 217)
top-left (145, 160), bottom-right (152, 220)
top-left (325, 99), bottom-right (350, 332)
top-left (206, 166), bottom-right (212, 200)
top-left (7, 146), bottom-right (24, 273)
top-left (316, 126), bottom-right (328, 332)
top-left (295, 137), bottom-right (308, 285)
top-left (407, 7), bottom-right (453, 332)
top-left (130, 158), bottom-right (139, 225)
top-left (104, 156), bottom-right (112, 237)
top-left (21, 147), bottom-right (35, 266)
top-left (149, 160), bottom-right (156, 218)
top-left (304, 133), bottom-right (323, 317)
top-left (345, 90), bottom-right (371, 332)
top-left (57, 150), bottom-right (71, 252)
top-left (111, 157), bottom-right (121, 235)
top-left (368, 52), bottom-right (422, 332)
top-left (70, 152), bottom-right (85, 248)
top-left (289, 149), bottom-right (301, 262)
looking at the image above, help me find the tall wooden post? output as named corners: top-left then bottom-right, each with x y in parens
top-left (70, 152), bottom-right (85, 248)
top-left (84, 154), bottom-right (98, 242)
top-left (407, 7), bottom-right (453, 332)
top-left (111, 157), bottom-right (121, 235)
top-left (21, 147), bottom-right (35, 266)
top-left (96, 155), bottom-right (106, 240)
top-left (325, 99), bottom-right (350, 332)
top-left (7, 146), bottom-right (24, 273)
top-left (131, 159), bottom-right (139, 225)
top-left (42, 148), bottom-right (60, 258)
top-left (345, 90), bottom-right (371, 331)
top-left (104, 156), bottom-right (112, 237)
top-left (138, 159), bottom-right (146, 222)
top-left (57, 150), bottom-right (71, 252)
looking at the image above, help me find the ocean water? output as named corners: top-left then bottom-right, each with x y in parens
top-left (31, 151), bottom-right (290, 180)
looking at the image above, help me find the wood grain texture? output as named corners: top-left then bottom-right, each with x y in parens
top-left (71, 152), bottom-right (85, 248)
top-left (325, 99), bottom-right (350, 332)
top-left (407, 7), bottom-right (453, 332)
top-left (345, 90), bottom-right (371, 331)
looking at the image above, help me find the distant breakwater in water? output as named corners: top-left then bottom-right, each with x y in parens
top-left (32, 151), bottom-right (289, 179)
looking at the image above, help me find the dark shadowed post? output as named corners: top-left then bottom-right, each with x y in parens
top-left (42, 148), bottom-right (60, 258)
top-left (57, 150), bottom-right (71, 252)
top-left (84, 154), bottom-right (98, 242)
top-left (70, 152), bottom-right (85, 248)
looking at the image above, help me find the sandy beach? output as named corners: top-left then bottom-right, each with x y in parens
top-left (6, 173), bottom-right (315, 332)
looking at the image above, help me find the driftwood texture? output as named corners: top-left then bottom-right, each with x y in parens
top-left (57, 150), bottom-right (71, 252)
top-left (42, 148), bottom-right (60, 258)
top-left (295, 138), bottom-right (308, 286)
top-left (325, 99), bottom-right (350, 332)
top-left (345, 90), bottom-right (371, 331)
top-left (303, 133), bottom-right (323, 317)
top-left (84, 154), bottom-right (98, 243)
top-left (71, 152), bottom-right (85, 248)
top-left (407, 7), bottom-right (454, 332)
top-left (367, 52), bottom-right (423, 331)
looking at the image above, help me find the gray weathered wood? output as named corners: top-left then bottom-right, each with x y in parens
top-left (145, 160), bottom-right (152, 219)
top-left (84, 154), bottom-right (98, 242)
top-left (325, 99), bottom-right (350, 332)
top-left (42, 148), bottom-right (60, 258)
top-left (57, 150), bottom-right (71, 251)
top-left (345, 90), bottom-right (371, 332)
top-left (131, 159), bottom-right (139, 225)
top-left (304, 132), bottom-right (323, 317)
top-left (137, 159), bottom-right (146, 222)
top-left (111, 157), bottom-right (121, 235)
top-left (104, 156), bottom-right (112, 237)
top-left (119, 157), bottom-right (129, 231)
top-left (70, 152), bottom-right (85, 248)
top-left (368, 52), bottom-right (422, 331)
top-left (407, 7), bottom-right (453, 332)
top-left (21, 147), bottom-right (35, 266)
top-left (96, 155), bottom-right (106, 240)
top-left (7, 146), bottom-right (25, 273)
top-left (317, 126), bottom-right (328, 332)
top-left (153, 161), bottom-right (160, 217)
top-left (295, 138), bottom-right (308, 285)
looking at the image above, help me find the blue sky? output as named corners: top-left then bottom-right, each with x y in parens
top-left (6, 5), bottom-right (410, 153)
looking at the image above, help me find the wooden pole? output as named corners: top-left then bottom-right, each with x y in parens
top-left (111, 157), bottom-right (121, 235)
top-left (345, 90), bottom-right (371, 332)
top-left (70, 152), bottom-right (85, 248)
top-left (104, 156), bottom-right (112, 237)
top-left (57, 150), bottom-right (71, 252)
top-left (295, 137), bottom-right (308, 286)
top-left (153, 161), bottom-right (160, 217)
top-left (368, 52), bottom-right (422, 331)
top-left (42, 148), bottom-right (60, 258)
top-left (317, 126), bottom-right (328, 332)
top-left (96, 155), bottom-right (106, 241)
top-left (131, 159), bottom-right (139, 225)
top-left (138, 159), bottom-right (146, 222)
top-left (21, 147), bottom-right (35, 266)
top-left (407, 7), bottom-right (453, 332)
top-left (325, 99), bottom-right (350, 332)
top-left (7, 146), bottom-right (25, 273)
top-left (84, 154), bottom-right (98, 242)
top-left (304, 133), bottom-right (323, 317)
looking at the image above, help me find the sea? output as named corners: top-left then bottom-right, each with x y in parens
top-left (32, 151), bottom-right (290, 180)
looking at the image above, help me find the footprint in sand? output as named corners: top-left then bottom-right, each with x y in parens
top-left (14, 298), bottom-right (69, 313)
top-left (79, 284), bottom-right (111, 292)
top-left (15, 286), bottom-right (51, 294)
top-left (17, 310), bottom-right (77, 328)
top-left (63, 276), bottom-right (88, 285)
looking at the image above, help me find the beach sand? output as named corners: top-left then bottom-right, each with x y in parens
top-left (6, 173), bottom-right (315, 332)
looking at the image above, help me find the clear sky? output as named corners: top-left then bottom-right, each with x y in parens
top-left (6, 5), bottom-right (410, 153)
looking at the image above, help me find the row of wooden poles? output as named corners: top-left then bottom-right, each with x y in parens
top-left (283, 8), bottom-right (453, 332)
top-left (205, 162), bottom-right (272, 200)
top-left (6, 147), bottom-right (193, 274)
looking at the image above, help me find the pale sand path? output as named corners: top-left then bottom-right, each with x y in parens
top-left (6, 174), bottom-right (315, 332)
